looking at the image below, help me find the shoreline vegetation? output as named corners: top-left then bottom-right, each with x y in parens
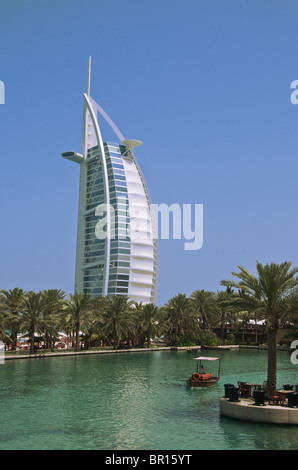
top-left (1, 261), bottom-right (298, 391)
top-left (3, 343), bottom-right (290, 361)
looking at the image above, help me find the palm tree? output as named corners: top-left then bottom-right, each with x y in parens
top-left (190, 289), bottom-right (217, 330)
top-left (91, 295), bottom-right (107, 323)
top-left (138, 303), bottom-right (161, 348)
top-left (80, 295), bottom-right (106, 349)
top-left (283, 292), bottom-right (298, 348)
top-left (133, 301), bottom-right (143, 312)
top-left (20, 291), bottom-right (48, 354)
top-left (0, 288), bottom-right (26, 350)
top-left (0, 308), bottom-right (10, 348)
top-left (215, 287), bottom-right (237, 342)
top-left (103, 295), bottom-right (134, 349)
top-left (221, 261), bottom-right (298, 390)
top-left (164, 293), bottom-right (200, 345)
top-left (237, 288), bottom-right (263, 344)
top-left (41, 289), bottom-right (66, 349)
top-left (63, 293), bottom-right (94, 352)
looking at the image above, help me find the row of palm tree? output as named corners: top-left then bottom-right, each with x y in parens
top-left (0, 290), bottom-right (164, 354)
top-left (0, 261), bottom-right (297, 391)
top-left (0, 288), bottom-right (239, 353)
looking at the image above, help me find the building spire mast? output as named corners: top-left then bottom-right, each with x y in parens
top-left (86, 56), bottom-right (91, 97)
top-left (81, 57), bottom-right (92, 156)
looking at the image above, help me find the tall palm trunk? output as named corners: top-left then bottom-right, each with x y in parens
top-left (147, 326), bottom-right (152, 348)
top-left (75, 324), bottom-right (80, 352)
top-left (11, 330), bottom-right (18, 351)
top-left (113, 320), bottom-right (118, 349)
top-left (30, 329), bottom-right (35, 354)
top-left (267, 327), bottom-right (278, 390)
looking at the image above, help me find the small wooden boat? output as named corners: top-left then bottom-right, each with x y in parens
top-left (186, 356), bottom-right (221, 388)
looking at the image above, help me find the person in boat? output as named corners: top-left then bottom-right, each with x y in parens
top-left (199, 364), bottom-right (206, 374)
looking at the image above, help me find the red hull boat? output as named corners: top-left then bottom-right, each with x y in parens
top-left (186, 356), bottom-right (221, 388)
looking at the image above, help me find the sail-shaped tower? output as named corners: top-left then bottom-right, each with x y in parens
top-left (62, 58), bottom-right (158, 304)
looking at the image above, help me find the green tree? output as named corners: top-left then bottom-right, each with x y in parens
top-left (190, 289), bottom-right (217, 330)
top-left (41, 289), bottom-right (66, 349)
top-left (138, 303), bottom-right (161, 348)
top-left (164, 293), bottom-right (200, 345)
top-left (80, 295), bottom-right (106, 349)
top-left (20, 291), bottom-right (48, 354)
top-left (0, 309), bottom-right (10, 348)
top-left (221, 261), bottom-right (298, 390)
top-left (103, 295), bottom-right (134, 349)
top-left (216, 287), bottom-right (236, 342)
top-left (63, 293), bottom-right (94, 352)
top-left (0, 288), bottom-right (26, 350)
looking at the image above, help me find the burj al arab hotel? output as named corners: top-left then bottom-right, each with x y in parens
top-left (62, 58), bottom-right (158, 304)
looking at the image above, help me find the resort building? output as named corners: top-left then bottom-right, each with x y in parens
top-left (61, 58), bottom-right (158, 304)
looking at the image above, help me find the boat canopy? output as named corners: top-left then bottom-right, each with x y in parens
top-left (192, 357), bottom-right (219, 361)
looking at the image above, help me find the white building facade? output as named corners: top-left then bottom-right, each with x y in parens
top-left (62, 58), bottom-right (158, 304)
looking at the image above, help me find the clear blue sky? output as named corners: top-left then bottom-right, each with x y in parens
top-left (0, 0), bottom-right (297, 306)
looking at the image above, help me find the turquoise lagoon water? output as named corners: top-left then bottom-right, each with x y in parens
top-left (0, 349), bottom-right (297, 450)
